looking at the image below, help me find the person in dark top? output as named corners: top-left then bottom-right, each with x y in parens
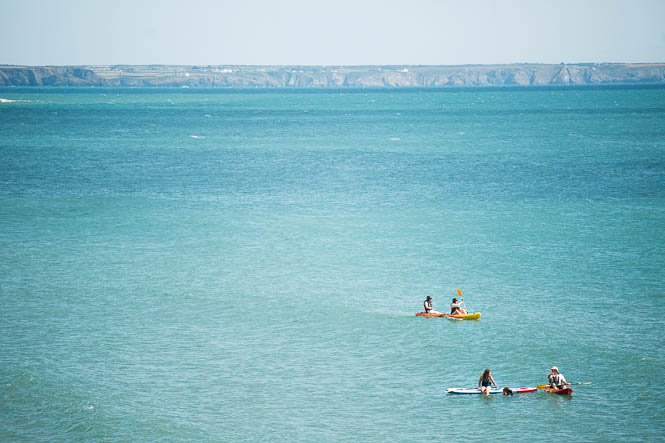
top-left (478, 369), bottom-right (498, 395)
top-left (424, 296), bottom-right (433, 313)
top-left (450, 298), bottom-right (467, 315)
top-left (424, 296), bottom-right (441, 314)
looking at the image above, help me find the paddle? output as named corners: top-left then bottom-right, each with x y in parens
top-left (456, 289), bottom-right (468, 313)
top-left (537, 382), bottom-right (592, 389)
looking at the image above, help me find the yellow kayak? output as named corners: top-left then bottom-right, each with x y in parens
top-left (416, 312), bottom-right (482, 320)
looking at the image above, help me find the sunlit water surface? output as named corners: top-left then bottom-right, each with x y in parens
top-left (1, 86), bottom-right (664, 441)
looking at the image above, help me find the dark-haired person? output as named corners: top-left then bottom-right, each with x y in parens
top-left (424, 296), bottom-right (441, 314)
top-left (478, 369), bottom-right (498, 395)
top-left (450, 298), bottom-right (467, 315)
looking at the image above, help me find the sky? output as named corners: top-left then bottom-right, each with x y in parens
top-left (1, 0), bottom-right (664, 66)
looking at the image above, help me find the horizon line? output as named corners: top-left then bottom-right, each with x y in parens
top-left (3, 62), bottom-right (665, 68)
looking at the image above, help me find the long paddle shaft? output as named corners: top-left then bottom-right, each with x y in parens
top-left (537, 382), bottom-right (592, 389)
top-left (456, 289), bottom-right (468, 313)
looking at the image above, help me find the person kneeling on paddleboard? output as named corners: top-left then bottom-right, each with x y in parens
top-left (450, 298), bottom-right (467, 315)
top-left (548, 366), bottom-right (570, 390)
top-left (424, 296), bottom-right (441, 314)
top-left (478, 369), bottom-right (498, 395)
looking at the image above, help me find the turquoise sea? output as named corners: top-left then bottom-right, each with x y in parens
top-left (1, 85), bottom-right (664, 441)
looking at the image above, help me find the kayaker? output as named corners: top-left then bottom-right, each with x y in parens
top-left (450, 298), bottom-right (467, 315)
top-left (424, 296), bottom-right (441, 314)
top-left (547, 366), bottom-right (570, 390)
top-left (478, 369), bottom-right (498, 395)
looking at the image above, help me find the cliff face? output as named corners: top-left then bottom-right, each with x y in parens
top-left (1, 63), bottom-right (664, 87)
top-left (0, 66), bottom-right (103, 86)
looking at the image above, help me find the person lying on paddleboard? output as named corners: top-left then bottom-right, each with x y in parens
top-left (450, 298), bottom-right (467, 315)
top-left (478, 369), bottom-right (498, 395)
top-left (547, 366), bottom-right (570, 390)
top-left (424, 296), bottom-right (441, 314)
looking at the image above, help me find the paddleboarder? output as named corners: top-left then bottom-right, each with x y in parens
top-left (547, 366), bottom-right (570, 390)
top-left (478, 369), bottom-right (498, 395)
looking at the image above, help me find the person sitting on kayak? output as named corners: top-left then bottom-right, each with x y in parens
top-left (423, 296), bottom-right (441, 314)
top-left (478, 369), bottom-right (498, 395)
top-left (450, 298), bottom-right (467, 315)
top-left (548, 366), bottom-right (570, 390)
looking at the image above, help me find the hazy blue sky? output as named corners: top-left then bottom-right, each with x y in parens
top-left (1, 0), bottom-right (664, 65)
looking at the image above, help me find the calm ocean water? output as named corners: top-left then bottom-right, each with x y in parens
top-left (1, 85), bottom-right (664, 441)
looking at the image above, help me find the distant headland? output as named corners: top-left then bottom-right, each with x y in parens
top-left (1, 63), bottom-right (664, 88)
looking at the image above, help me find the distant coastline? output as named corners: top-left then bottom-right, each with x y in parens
top-left (1, 63), bottom-right (665, 88)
